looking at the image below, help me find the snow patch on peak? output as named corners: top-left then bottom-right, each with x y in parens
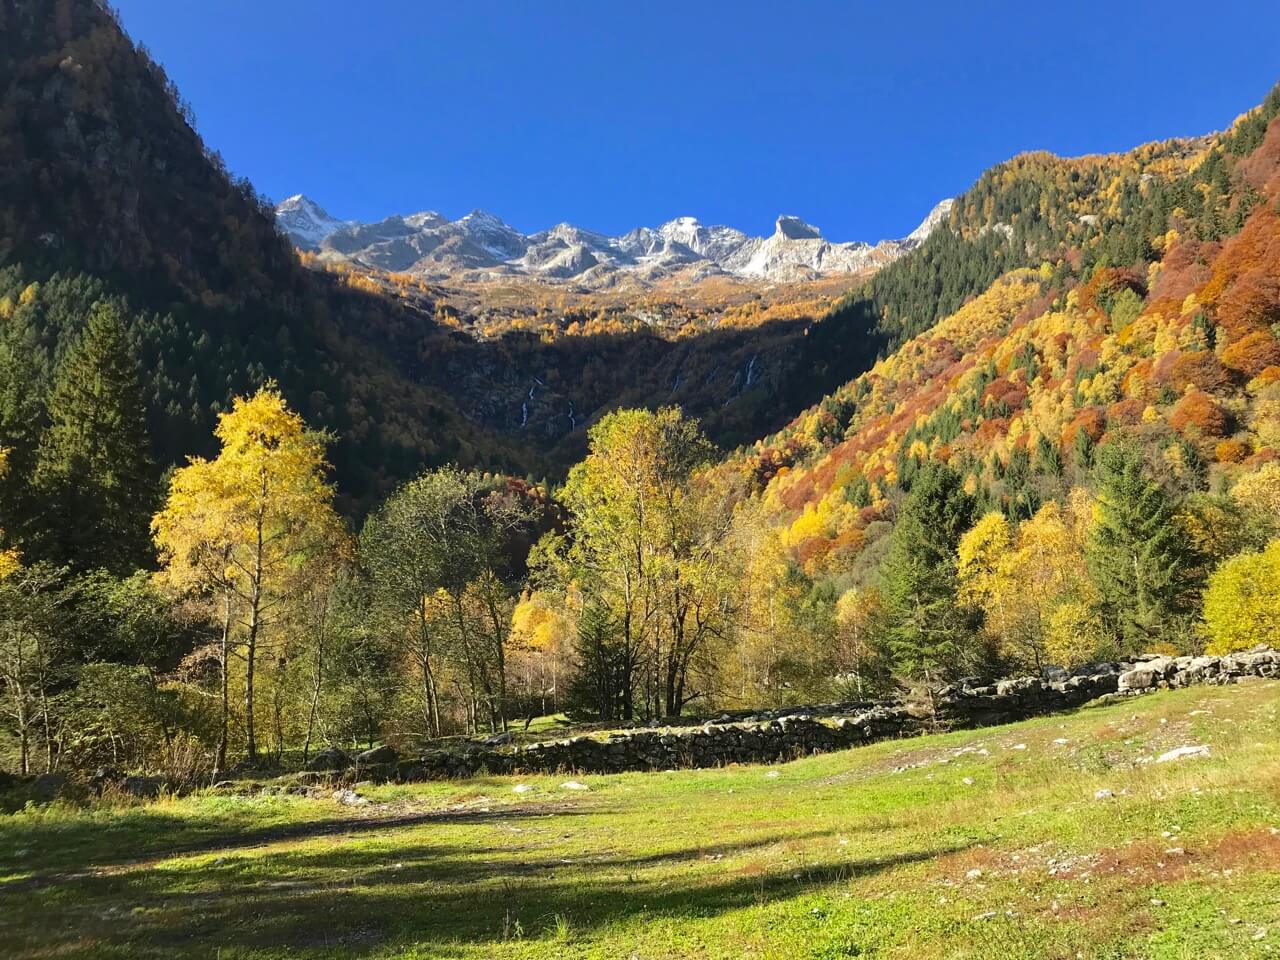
top-left (273, 194), bottom-right (350, 250)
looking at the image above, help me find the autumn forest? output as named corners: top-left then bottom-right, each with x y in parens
top-left (1, 1), bottom-right (1279, 791)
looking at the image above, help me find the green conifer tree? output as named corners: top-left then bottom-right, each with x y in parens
top-left (880, 462), bottom-right (977, 689)
top-left (1085, 444), bottom-right (1193, 651)
top-left (33, 301), bottom-right (154, 573)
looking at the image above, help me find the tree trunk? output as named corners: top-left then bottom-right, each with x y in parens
top-left (214, 590), bottom-right (231, 776)
top-left (244, 492), bottom-right (266, 763)
top-left (302, 635), bottom-right (324, 764)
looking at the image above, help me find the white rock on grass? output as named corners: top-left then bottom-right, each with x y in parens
top-left (1156, 745), bottom-right (1211, 764)
top-left (1095, 788), bottom-right (1115, 800)
top-left (512, 783), bottom-right (536, 794)
top-left (560, 781), bottom-right (590, 791)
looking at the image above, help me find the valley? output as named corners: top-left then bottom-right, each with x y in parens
top-left (1, 1), bottom-right (1279, 957)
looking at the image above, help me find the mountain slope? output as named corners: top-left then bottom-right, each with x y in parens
top-left (733, 84), bottom-right (1280, 581)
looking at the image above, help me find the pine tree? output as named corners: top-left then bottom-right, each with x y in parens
top-left (1085, 444), bottom-right (1194, 651)
top-left (33, 301), bottom-right (155, 573)
top-left (880, 462), bottom-right (977, 689)
top-left (0, 309), bottom-right (47, 553)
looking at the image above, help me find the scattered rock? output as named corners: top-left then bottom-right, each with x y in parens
top-left (1156, 745), bottom-right (1210, 764)
top-left (1094, 788), bottom-right (1114, 800)
top-left (560, 780), bottom-right (589, 791)
top-left (512, 783), bottom-right (535, 794)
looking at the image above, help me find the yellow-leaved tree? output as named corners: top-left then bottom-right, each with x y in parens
top-left (957, 493), bottom-right (1099, 669)
top-left (0, 448), bottom-right (20, 580)
top-left (152, 385), bottom-right (341, 771)
top-left (1201, 540), bottom-right (1280, 654)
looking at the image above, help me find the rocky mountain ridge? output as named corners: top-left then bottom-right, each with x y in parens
top-left (275, 195), bottom-right (953, 286)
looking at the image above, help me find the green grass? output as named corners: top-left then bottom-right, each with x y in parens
top-left (2, 681), bottom-right (1278, 959)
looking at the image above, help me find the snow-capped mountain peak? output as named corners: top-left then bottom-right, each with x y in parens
top-left (274, 196), bottom-right (954, 286)
top-left (274, 195), bottom-right (352, 251)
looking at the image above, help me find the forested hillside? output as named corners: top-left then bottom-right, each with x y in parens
top-left (3, 0), bottom-right (1237, 513)
top-left (718, 83), bottom-right (1280, 688)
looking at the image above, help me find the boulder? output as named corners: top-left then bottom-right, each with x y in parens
top-left (1117, 667), bottom-right (1159, 693)
top-left (30, 772), bottom-right (68, 802)
top-left (306, 746), bottom-right (352, 771)
top-left (355, 744), bottom-right (397, 766)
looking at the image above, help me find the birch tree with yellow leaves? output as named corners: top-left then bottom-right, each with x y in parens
top-left (152, 385), bottom-right (342, 771)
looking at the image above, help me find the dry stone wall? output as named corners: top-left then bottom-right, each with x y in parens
top-left (313, 647), bottom-right (1279, 783)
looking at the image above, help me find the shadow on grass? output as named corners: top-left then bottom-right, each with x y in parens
top-left (0, 803), bottom-right (600, 883)
top-left (0, 828), bottom-right (972, 957)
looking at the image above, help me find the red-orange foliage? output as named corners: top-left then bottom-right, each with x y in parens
top-left (982, 377), bottom-right (1027, 413)
top-left (1253, 365), bottom-right (1280, 389)
top-left (1123, 357), bottom-right (1155, 398)
top-left (975, 417), bottom-right (1009, 444)
top-left (1238, 115), bottom-right (1280, 196)
top-left (1200, 206), bottom-right (1280, 342)
top-left (1151, 237), bottom-right (1216, 303)
top-left (1079, 268), bottom-right (1146, 316)
top-left (1107, 397), bottom-right (1146, 426)
top-left (1061, 407), bottom-right (1107, 448)
top-left (794, 536), bottom-right (830, 569)
top-left (1170, 391), bottom-right (1230, 438)
top-left (1221, 330), bottom-right (1280, 379)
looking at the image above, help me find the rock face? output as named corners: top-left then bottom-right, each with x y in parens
top-left (273, 196), bottom-right (954, 287)
top-left (390, 647), bottom-right (1278, 782)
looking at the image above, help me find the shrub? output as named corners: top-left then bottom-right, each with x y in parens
top-left (1215, 438), bottom-right (1251, 463)
top-left (1202, 541), bottom-right (1280, 654)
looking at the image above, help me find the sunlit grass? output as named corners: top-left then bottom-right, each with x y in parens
top-left (1, 681), bottom-right (1277, 958)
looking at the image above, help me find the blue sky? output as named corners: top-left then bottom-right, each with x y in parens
top-left (114, 0), bottom-right (1280, 241)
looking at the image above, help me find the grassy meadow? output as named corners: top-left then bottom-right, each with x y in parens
top-left (1, 681), bottom-right (1278, 959)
